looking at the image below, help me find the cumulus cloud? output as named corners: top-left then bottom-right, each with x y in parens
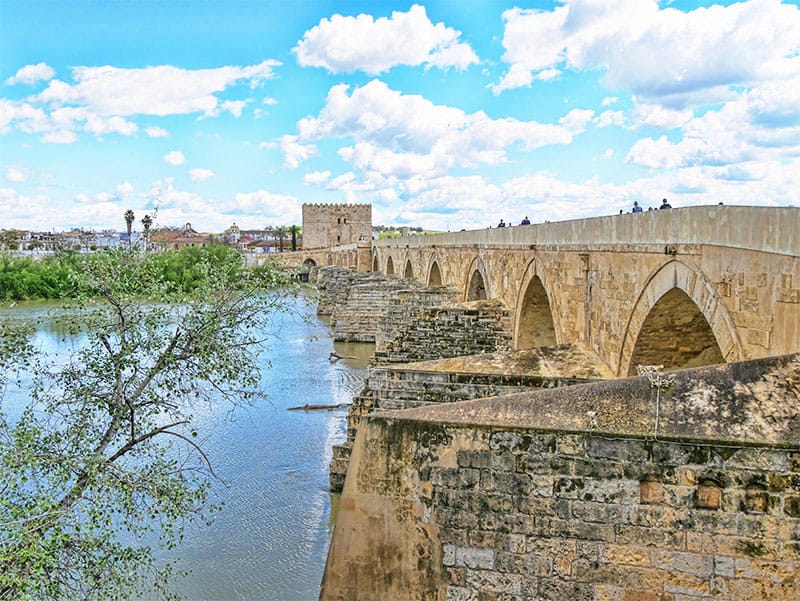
top-left (5, 63), bottom-right (55, 85)
top-left (219, 99), bottom-right (249, 118)
top-left (232, 190), bottom-right (301, 222)
top-left (2, 60), bottom-right (281, 142)
top-left (304, 171), bottom-right (331, 185)
top-left (492, 0), bottom-right (800, 106)
top-left (33, 61), bottom-right (280, 117)
top-left (297, 80), bottom-right (590, 178)
top-left (280, 135), bottom-right (317, 169)
top-left (627, 83), bottom-right (800, 170)
top-left (42, 130), bottom-right (78, 144)
top-left (189, 168), bottom-right (214, 181)
top-left (164, 150), bottom-right (186, 165)
top-left (115, 181), bottom-right (134, 198)
top-left (145, 126), bottom-right (169, 138)
top-left (294, 4), bottom-right (478, 74)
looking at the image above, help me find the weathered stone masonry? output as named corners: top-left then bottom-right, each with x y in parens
top-left (321, 354), bottom-right (800, 601)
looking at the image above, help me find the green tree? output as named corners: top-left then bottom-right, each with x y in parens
top-left (141, 214), bottom-right (153, 251)
top-left (273, 226), bottom-right (288, 252)
top-left (124, 210), bottom-right (135, 247)
top-left (0, 229), bottom-right (23, 252)
top-left (0, 249), bottom-right (297, 600)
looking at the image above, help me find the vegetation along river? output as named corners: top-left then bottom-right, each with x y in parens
top-left (1, 296), bottom-right (373, 601)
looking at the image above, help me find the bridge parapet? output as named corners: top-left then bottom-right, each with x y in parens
top-left (375, 206), bottom-right (799, 256)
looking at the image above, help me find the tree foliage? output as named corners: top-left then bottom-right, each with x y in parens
top-left (0, 249), bottom-right (298, 600)
top-left (0, 244), bottom-right (254, 301)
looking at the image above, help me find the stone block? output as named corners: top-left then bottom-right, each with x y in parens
top-left (556, 434), bottom-right (585, 455)
top-left (455, 546), bottom-right (496, 570)
top-left (696, 484), bottom-right (723, 510)
top-left (615, 525), bottom-right (685, 549)
top-left (601, 544), bottom-right (652, 567)
top-left (714, 555), bottom-right (735, 578)
top-left (640, 479), bottom-right (665, 505)
top-left (652, 550), bottom-right (713, 579)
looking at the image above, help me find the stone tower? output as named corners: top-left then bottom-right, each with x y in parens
top-left (302, 203), bottom-right (372, 249)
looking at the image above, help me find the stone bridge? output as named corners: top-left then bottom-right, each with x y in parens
top-left (283, 205), bottom-right (799, 378)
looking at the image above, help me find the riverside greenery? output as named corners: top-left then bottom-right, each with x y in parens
top-left (0, 244), bottom-right (285, 301)
top-left (0, 247), bottom-right (300, 600)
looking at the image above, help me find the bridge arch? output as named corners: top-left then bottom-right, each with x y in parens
top-left (619, 259), bottom-right (743, 377)
top-left (403, 259), bottom-right (414, 280)
top-left (302, 258), bottom-right (317, 267)
top-left (427, 257), bottom-right (443, 287)
top-left (463, 256), bottom-right (490, 301)
top-left (514, 259), bottom-right (559, 349)
top-left (386, 255), bottom-right (395, 276)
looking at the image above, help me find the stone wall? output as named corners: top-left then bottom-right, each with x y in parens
top-left (331, 276), bottom-right (421, 342)
top-left (374, 291), bottom-right (513, 364)
top-left (329, 346), bottom-right (613, 492)
top-left (320, 354), bottom-right (800, 601)
top-left (302, 202), bottom-right (372, 250)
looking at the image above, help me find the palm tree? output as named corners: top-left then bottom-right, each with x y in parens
top-left (274, 226), bottom-right (289, 252)
top-left (141, 214), bottom-right (153, 251)
top-left (124, 210), bottom-right (135, 248)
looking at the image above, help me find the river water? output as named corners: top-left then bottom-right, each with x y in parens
top-left (1, 297), bottom-right (373, 601)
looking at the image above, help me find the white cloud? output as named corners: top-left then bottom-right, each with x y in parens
top-left (280, 135), bottom-right (317, 169)
top-left (627, 82), bottom-right (800, 170)
top-left (1, 60), bottom-right (281, 142)
top-left (5, 166), bottom-right (28, 182)
top-left (559, 109), bottom-right (594, 133)
top-left (595, 110), bottom-right (625, 128)
top-left (115, 181), bottom-right (134, 198)
top-left (263, 96), bottom-right (278, 105)
top-left (601, 97), bottom-right (618, 107)
top-left (232, 190), bottom-right (301, 222)
top-left (41, 130), bottom-right (78, 144)
top-left (189, 168), bottom-right (215, 181)
top-left (220, 99), bottom-right (249, 118)
top-left (5, 62), bottom-right (55, 85)
top-left (304, 171), bottom-right (331, 185)
top-left (294, 4), bottom-right (478, 74)
top-left (145, 126), bottom-right (169, 138)
top-left (33, 61), bottom-right (280, 117)
top-left (297, 80), bottom-right (590, 178)
top-left (83, 114), bottom-right (138, 136)
top-left (492, 0), bottom-right (800, 107)
top-left (164, 150), bottom-right (186, 165)
top-left (630, 102), bottom-right (694, 130)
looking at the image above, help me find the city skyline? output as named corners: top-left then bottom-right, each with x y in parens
top-left (2, 0), bottom-right (799, 233)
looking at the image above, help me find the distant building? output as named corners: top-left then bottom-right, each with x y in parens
top-left (152, 223), bottom-right (209, 250)
top-left (224, 222), bottom-right (241, 245)
top-left (302, 203), bottom-right (372, 249)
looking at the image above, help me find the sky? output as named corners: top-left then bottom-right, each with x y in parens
top-left (1, 0), bottom-right (799, 234)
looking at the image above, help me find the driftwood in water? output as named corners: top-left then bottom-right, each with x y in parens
top-left (287, 403), bottom-right (349, 411)
top-left (329, 352), bottom-right (358, 362)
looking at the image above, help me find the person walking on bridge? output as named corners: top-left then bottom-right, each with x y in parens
top-left (632, 201), bottom-right (643, 213)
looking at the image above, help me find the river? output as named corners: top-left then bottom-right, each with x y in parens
top-left (0, 297), bottom-right (372, 601)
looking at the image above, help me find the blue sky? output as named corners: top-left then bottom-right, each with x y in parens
top-left (1, 0), bottom-right (799, 233)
